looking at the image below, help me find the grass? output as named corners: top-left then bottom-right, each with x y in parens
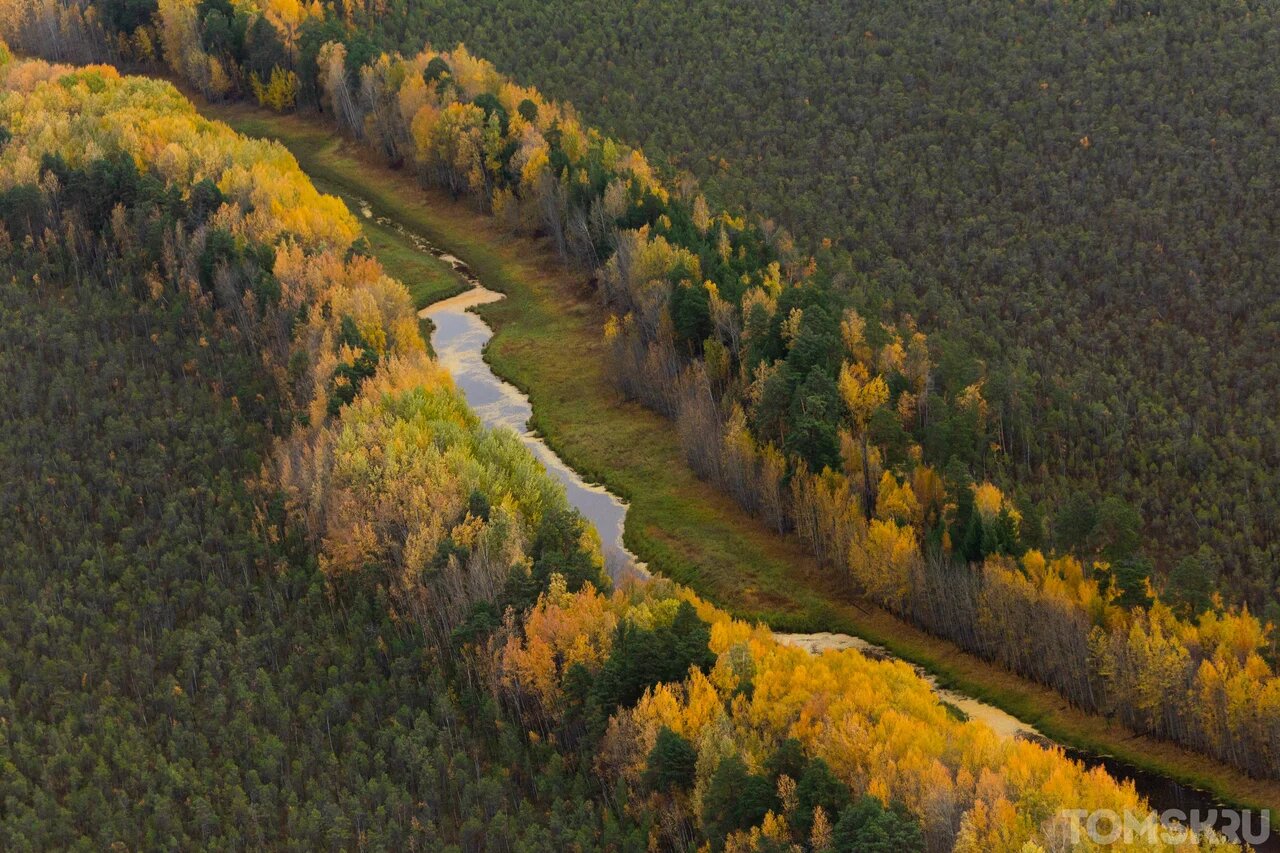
top-left (195, 97), bottom-right (1280, 813)
top-left (363, 212), bottom-right (464, 309)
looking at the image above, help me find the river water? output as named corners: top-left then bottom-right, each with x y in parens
top-left (422, 277), bottom-right (649, 585)
top-left (352, 196), bottom-right (1272, 848)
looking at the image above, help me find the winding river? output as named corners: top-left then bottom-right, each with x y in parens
top-left (350, 197), bottom-right (1272, 848)
top-left (423, 273), bottom-right (650, 585)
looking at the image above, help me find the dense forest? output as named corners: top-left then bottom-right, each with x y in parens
top-left (361, 0), bottom-right (1280, 614)
top-left (0, 55), bottom-right (637, 849)
top-left (0, 52), bottom-right (1197, 850)
top-left (5, 0), bottom-right (1280, 783)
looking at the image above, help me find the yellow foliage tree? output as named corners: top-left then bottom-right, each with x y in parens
top-left (839, 360), bottom-right (890, 518)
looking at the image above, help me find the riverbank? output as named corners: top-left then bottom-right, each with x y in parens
top-left (417, 251), bottom-right (649, 582)
top-left (195, 97), bottom-right (1280, 813)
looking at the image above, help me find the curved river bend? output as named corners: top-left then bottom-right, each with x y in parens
top-left (351, 197), bottom-right (1270, 847)
top-left (423, 277), bottom-right (650, 585)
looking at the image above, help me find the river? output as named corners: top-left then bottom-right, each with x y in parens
top-left (350, 196), bottom-right (1272, 849)
top-left (423, 275), bottom-right (650, 585)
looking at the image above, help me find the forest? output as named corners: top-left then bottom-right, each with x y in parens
top-left (355, 0), bottom-right (1280, 617)
top-left (0, 55), bottom-right (634, 849)
top-left (0, 51), bottom-right (1208, 850)
top-left (5, 0), bottom-right (1280, 619)
top-left (3, 0), bottom-right (1280, 789)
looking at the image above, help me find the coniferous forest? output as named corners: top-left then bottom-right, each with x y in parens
top-left (0, 64), bottom-right (628, 848)
top-left (1, 0), bottom-right (1279, 846)
top-left (11, 0), bottom-right (1272, 778)
top-left (372, 0), bottom-right (1280, 613)
top-left (0, 55), bottom-right (1185, 850)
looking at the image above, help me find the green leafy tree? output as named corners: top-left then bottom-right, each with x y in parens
top-left (764, 737), bottom-right (807, 783)
top-left (701, 755), bottom-right (778, 848)
top-left (793, 758), bottom-right (851, 841)
top-left (1055, 492), bottom-right (1097, 554)
top-left (1165, 550), bottom-right (1218, 618)
top-left (644, 727), bottom-right (697, 792)
top-left (830, 796), bottom-right (924, 853)
top-left (1091, 496), bottom-right (1143, 563)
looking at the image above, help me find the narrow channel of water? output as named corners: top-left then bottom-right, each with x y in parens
top-left (353, 195), bottom-right (1272, 849)
top-left (347, 194), bottom-right (649, 583)
top-left (422, 279), bottom-right (650, 585)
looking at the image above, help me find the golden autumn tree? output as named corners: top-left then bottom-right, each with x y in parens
top-left (838, 360), bottom-right (889, 520)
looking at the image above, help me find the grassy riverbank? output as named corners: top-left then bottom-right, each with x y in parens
top-left (197, 98), bottom-right (1280, 813)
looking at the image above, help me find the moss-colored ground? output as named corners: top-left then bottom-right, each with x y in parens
top-left (197, 97), bottom-right (1280, 813)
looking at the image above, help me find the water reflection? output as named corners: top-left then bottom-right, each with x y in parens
top-left (346, 193), bottom-right (648, 584)
top-left (422, 282), bottom-right (650, 586)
